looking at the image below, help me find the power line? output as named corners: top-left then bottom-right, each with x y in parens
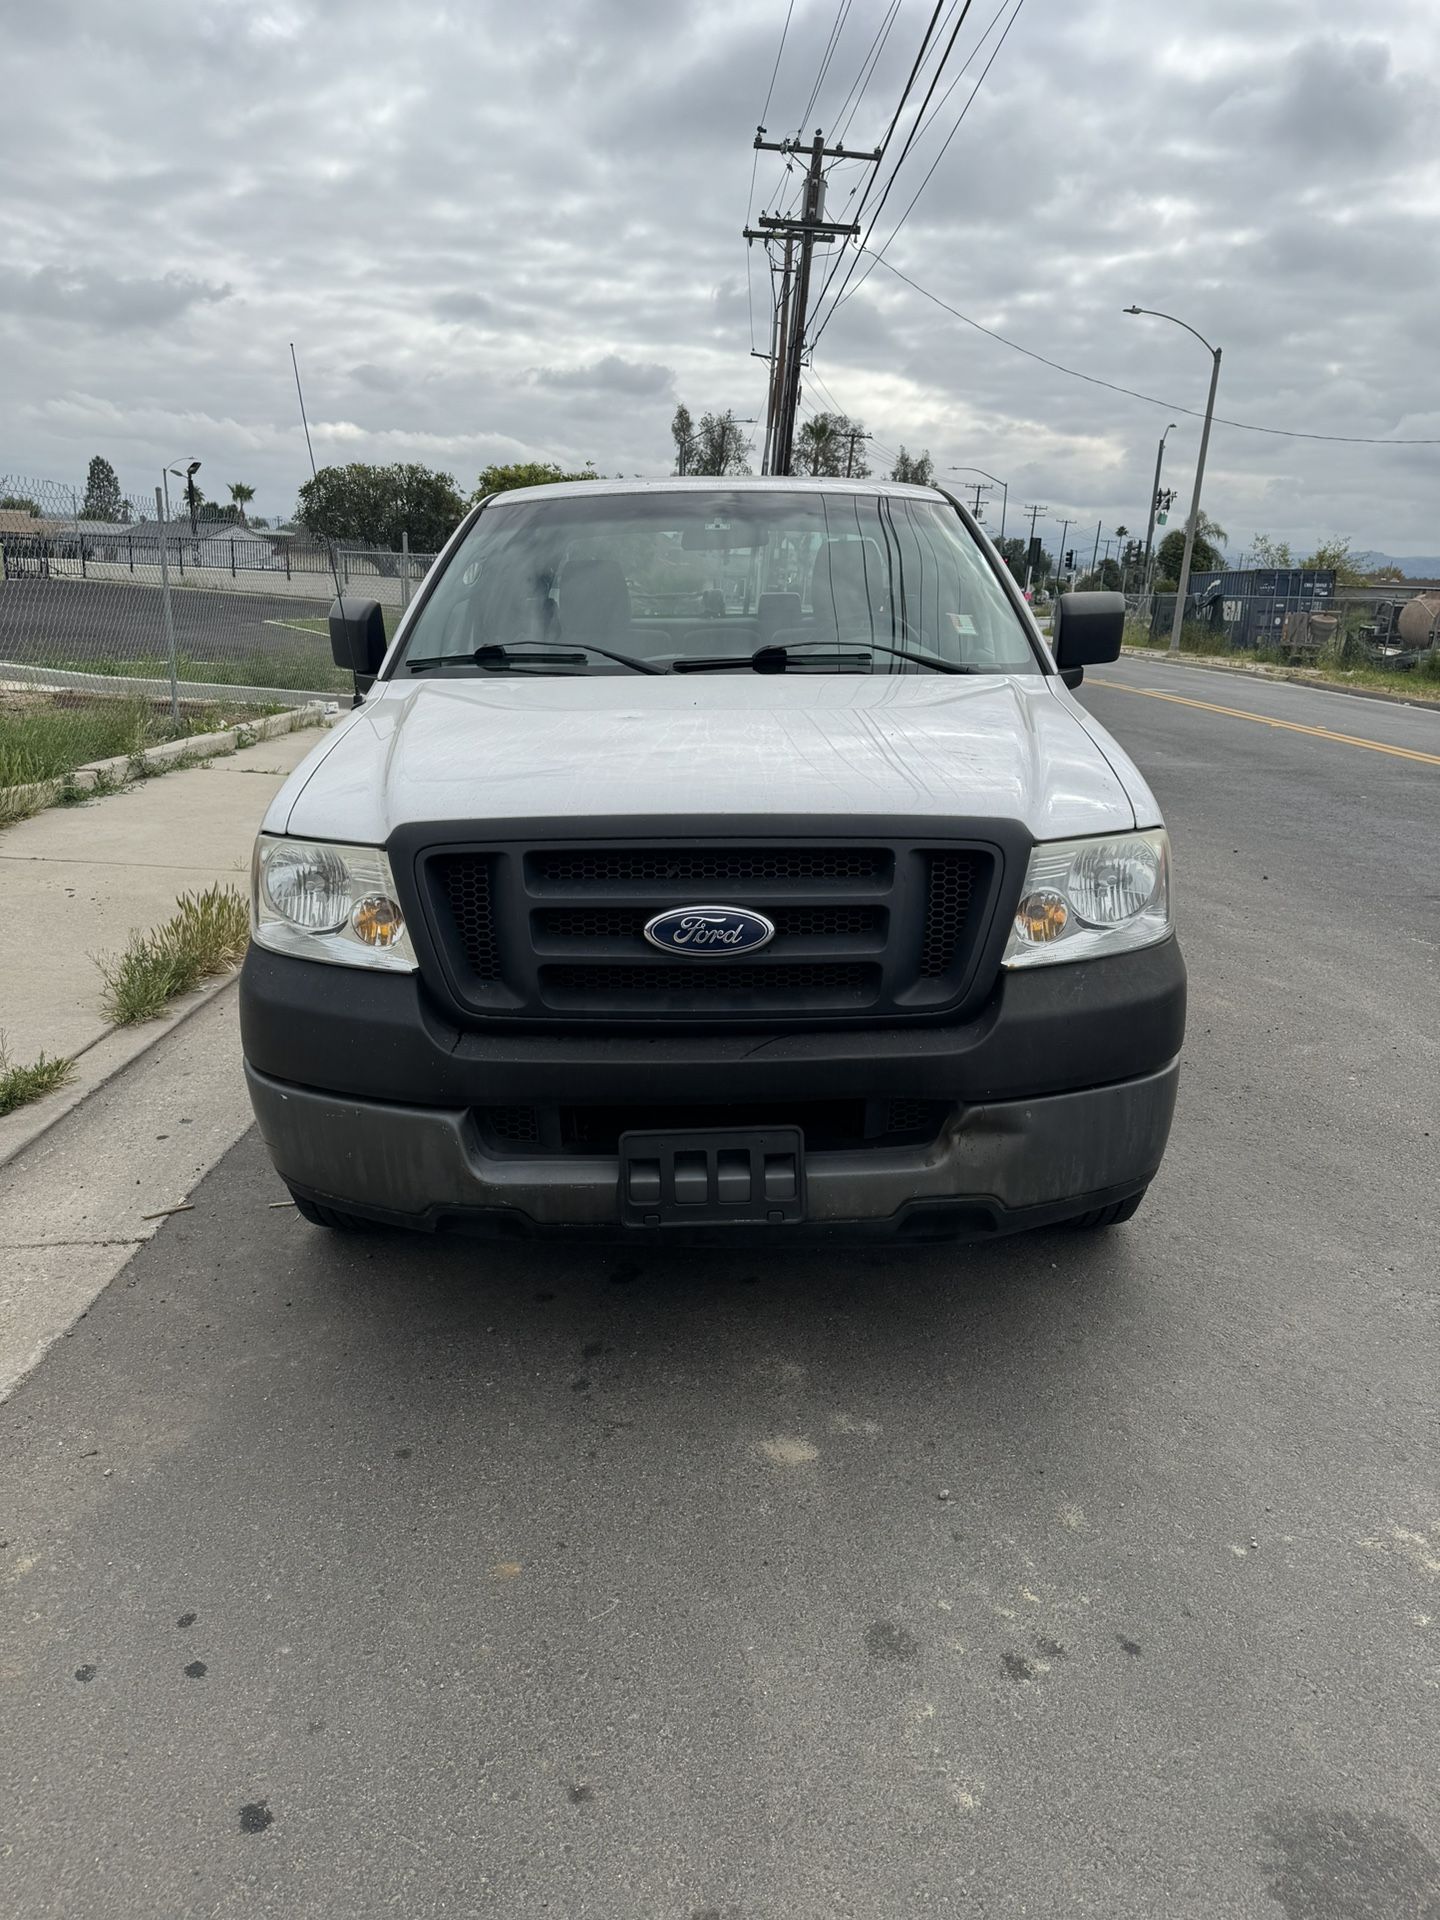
top-left (812, 0), bottom-right (977, 341)
top-left (832, 0), bottom-right (904, 145)
top-left (759, 0), bottom-right (796, 127)
top-left (855, 253), bottom-right (1440, 445)
top-left (747, 2), bottom-right (799, 355)
top-left (808, 0), bottom-right (949, 321)
top-left (833, 0), bottom-right (1023, 319)
top-left (799, 0), bottom-right (853, 133)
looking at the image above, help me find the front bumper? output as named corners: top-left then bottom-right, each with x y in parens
top-left (245, 1057), bottom-right (1179, 1242)
top-left (240, 938), bottom-right (1185, 1240)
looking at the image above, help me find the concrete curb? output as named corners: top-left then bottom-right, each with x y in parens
top-left (0, 658), bottom-right (342, 706)
top-left (1118, 646), bottom-right (1440, 712)
top-left (0, 970), bottom-right (242, 1175)
top-left (1, 700), bottom-right (335, 817)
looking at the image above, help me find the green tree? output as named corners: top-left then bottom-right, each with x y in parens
top-left (0, 494), bottom-right (40, 514)
top-left (81, 455), bottom-right (124, 522)
top-left (794, 411), bottom-right (870, 478)
top-left (1248, 532), bottom-right (1293, 568)
top-left (227, 482), bottom-right (256, 526)
top-left (1300, 537), bottom-right (1365, 587)
top-left (1156, 510), bottom-right (1227, 580)
top-left (996, 536), bottom-right (1055, 582)
top-left (669, 403), bottom-right (751, 476)
top-left (890, 447), bottom-right (934, 485)
top-left (690, 410), bottom-right (752, 476)
top-left (1078, 558), bottom-right (1123, 591)
top-left (476, 461), bottom-right (600, 497)
top-left (296, 462), bottom-right (467, 551)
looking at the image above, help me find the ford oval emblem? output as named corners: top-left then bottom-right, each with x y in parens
top-left (644, 904), bottom-right (776, 957)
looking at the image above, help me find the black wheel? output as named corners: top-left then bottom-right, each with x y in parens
top-left (1066, 1187), bottom-right (1148, 1230)
top-left (288, 1188), bottom-right (381, 1233)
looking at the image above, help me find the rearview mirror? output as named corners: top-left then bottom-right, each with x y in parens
top-left (328, 596), bottom-right (388, 689)
top-left (1052, 591), bottom-right (1124, 688)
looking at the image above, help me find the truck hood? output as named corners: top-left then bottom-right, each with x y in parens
top-left (272, 674), bottom-right (1150, 843)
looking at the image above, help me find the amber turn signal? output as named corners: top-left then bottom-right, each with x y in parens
top-left (351, 894), bottom-right (406, 948)
top-left (1015, 888), bottom-right (1069, 944)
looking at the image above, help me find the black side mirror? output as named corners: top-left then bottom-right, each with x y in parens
top-left (328, 596), bottom-right (388, 691)
top-left (1052, 591), bottom-right (1124, 688)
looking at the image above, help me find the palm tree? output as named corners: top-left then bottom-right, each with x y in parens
top-left (228, 482), bottom-right (256, 527)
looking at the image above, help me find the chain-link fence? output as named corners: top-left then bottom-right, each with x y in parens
top-left (1127, 568), bottom-right (1440, 679)
top-left (1, 471), bottom-right (439, 802)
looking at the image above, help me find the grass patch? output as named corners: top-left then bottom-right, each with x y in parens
top-left (23, 647), bottom-right (351, 694)
top-left (95, 884), bottom-right (250, 1025)
top-left (0, 1036), bottom-right (77, 1116)
top-left (1, 694), bottom-right (296, 828)
top-left (0, 696), bottom-right (152, 789)
top-left (1122, 618), bottom-right (1440, 703)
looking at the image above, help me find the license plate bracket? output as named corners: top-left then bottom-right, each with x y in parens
top-left (619, 1127), bottom-right (806, 1227)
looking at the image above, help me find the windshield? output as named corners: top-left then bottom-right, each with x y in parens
top-left (392, 487), bottom-right (1044, 677)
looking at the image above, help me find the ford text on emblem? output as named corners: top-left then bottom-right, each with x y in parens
top-left (643, 905), bottom-right (776, 957)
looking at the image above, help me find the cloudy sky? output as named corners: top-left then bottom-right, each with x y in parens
top-left (3, 0), bottom-right (1438, 560)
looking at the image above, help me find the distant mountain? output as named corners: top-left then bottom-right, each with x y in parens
top-left (1355, 553), bottom-right (1440, 580)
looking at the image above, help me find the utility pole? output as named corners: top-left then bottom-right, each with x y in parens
top-left (967, 481), bottom-right (993, 517)
top-left (1140, 424), bottom-right (1176, 602)
top-left (1020, 502), bottom-right (1046, 591)
top-left (842, 427), bottom-right (871, 477)
top-left (758, 236), bottom-right (794, 476)
top-left (1089, 519), bottom-right (1103, 578)
top-left (744, 126), bottom-right (878, 476)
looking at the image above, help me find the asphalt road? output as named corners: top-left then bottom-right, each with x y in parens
top-left (3, 654), bottom-right (1438, 1919)
top-left (0, 573), bottom-right (333, 667)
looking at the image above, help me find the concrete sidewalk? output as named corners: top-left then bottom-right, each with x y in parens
top-left (0, 719), bottom-right (330, 1165)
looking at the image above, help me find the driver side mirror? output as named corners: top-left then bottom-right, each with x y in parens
top-left (1051, 591), bottom-right (1124, 688)
top-left (328, 596), bottom-right (388, 694)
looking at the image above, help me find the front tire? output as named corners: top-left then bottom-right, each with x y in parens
top-left (288, 1188), bottom-right (381, 1233)
top-left (1066, 1187), bottom-right (1147, 1230)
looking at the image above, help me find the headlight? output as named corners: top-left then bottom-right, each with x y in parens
top-left (1002, 829), bottom-right (1171, 968)
top-left (251, 836), bottom-right (418, 972)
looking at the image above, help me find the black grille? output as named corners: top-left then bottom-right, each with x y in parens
top-left (532, 848), bottom-right (884, 886)
top-left (883, 1098), bottom-right (948, 1137)
top-left (541, 962), bottom-right (876, 1004)
top-left (416, 837), bottom-right (1000, 1027)
top-left (431, 854), bottom-right (499, 980)
top-left (482, 1105), bottom-right (539, 1144)
top-left (535, 904), bottom-right (882, 941)
top-left (919, 852), bottom-right (981, 977)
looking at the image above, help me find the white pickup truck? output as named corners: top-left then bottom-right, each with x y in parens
top-left (240, 478), bottom-right (1184, 1242)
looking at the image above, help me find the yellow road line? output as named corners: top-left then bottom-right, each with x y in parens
top-left (1088, 677), bottom-right (1440, 768)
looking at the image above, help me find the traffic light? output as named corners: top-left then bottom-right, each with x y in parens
top-left (1066, 550), bottom-right (1076, 570)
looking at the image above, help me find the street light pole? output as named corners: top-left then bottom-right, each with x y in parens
top-left (1124, 308), bottom-right (1222, 652)
top-left (1140, 423), bottom-right (1177, 602)
top-left (948, 468), bottom-right (1007, 544)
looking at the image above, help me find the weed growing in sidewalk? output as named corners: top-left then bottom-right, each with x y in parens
top-left (95, 884), bottom-right (250, 1025)
top-left (0, 1036), bottom-right (77, 1116)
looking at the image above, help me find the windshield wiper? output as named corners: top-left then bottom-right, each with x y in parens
top-left (406, 641), bottom-right (662, 676)
top-left (672, 640), bottom-right (976, 675)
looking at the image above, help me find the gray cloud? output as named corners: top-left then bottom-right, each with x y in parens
top-left (0, 0), bottom-right (1435, 551)
top-left (0, 264), bottom-right (231, 330)
top-left (530, 355), bottom-right (676, 398)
